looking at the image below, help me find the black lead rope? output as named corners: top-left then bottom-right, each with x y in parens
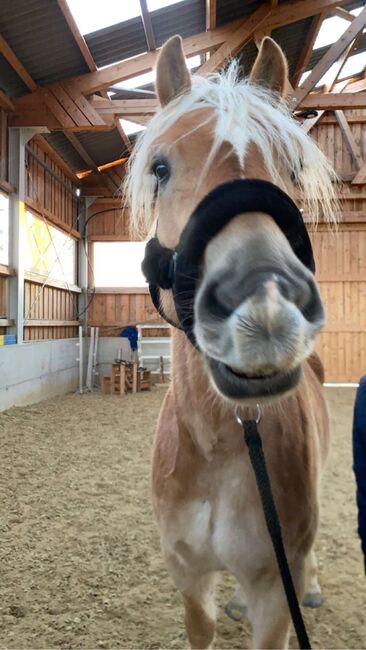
top-left (240, 417), bottom-right (311, 650)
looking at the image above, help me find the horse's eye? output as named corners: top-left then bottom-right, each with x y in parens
top-left (152, 160), bottom-right (170, 184)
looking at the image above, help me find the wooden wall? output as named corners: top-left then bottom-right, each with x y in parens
top-left (22, 137), bottom-right (81, 340)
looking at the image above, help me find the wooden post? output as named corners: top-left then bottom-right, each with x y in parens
top-left (120, 364), bottom-right (126, 395)
top-left (132, 362), bottom-right (138, 394)
top-left (159, 355), bottom-right (165, 383)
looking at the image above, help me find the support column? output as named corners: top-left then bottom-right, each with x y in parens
top-left (78, 196), bottom-right (97, 336)
top-left (8, 127), bottom-right (47, 343)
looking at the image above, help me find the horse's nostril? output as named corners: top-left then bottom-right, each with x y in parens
top-left (301, 278), bottom-right (324, 325)
top-left (203, 281), bottom-right (232, 319)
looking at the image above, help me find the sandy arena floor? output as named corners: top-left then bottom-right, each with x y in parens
top-left (0, 386), bottom-right (365, 649)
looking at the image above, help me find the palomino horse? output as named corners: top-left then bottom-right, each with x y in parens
top-left (125, 36), bottom-right (337, 649)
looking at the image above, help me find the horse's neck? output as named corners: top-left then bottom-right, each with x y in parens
top-left (169, 329), bottom-right (246, 459)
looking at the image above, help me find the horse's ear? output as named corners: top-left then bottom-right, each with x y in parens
top-left (155, 35), bottom-right (191, 107)
top-left (250, 37), bottom-right (289, 96)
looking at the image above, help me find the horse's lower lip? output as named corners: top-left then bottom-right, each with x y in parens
top-left (208, 359), bottom-right (301, 400)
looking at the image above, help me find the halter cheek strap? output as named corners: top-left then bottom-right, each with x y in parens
top-left (142, 179), bottom-right (315, 346)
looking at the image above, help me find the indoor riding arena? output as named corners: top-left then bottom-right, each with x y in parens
top-left (0, 1), bottom-right (366, 649)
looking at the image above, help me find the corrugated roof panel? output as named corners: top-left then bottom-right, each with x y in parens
top-left (86, 17), bottom-right (147, 69)
top-left (152, 0), bottom-right (205, 47)
top-left (0, 0), bottom-right (89, 88)
top-left (0, 53), bottom-right (30, 99)
top-left (77, 129), bottom-right (129, 166)
top-left (216, 0), bottom-right (262, 27)
top-left (43, 133), bottom-right (88, 172)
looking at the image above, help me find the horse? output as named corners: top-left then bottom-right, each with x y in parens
top-left (125, 35), bottom-right (337, 649)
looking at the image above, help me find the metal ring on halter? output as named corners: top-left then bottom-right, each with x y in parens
top-left (235, 403), bottom-right (261, 426)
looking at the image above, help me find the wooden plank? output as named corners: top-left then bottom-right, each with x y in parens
top-left (33, 135), bottom-right (79, 182)
top-left (0, 90), bottom-right (15, 112)
top-left (89, 287), bottom-right (149, 294)
top-left (0, 264), bottom-right (14, 276)
top-left (61, 81), bottom-right (108, 126)
top-left (88, 234), bottom-right (131, 241)
top-left (351, 162), bottom-right (366, 185)
top-left (331, 7), bottom-right (354, 21)
top-left (197, 5), bottom-right (272, 75)
top-left (92, 97), bottom-right (158, 114)
top-left (49, 83), bottom-right (90, 127)
top-left (24, 319), bottom-right (79, 326)
top-left (57, 0), bottom-right (97, 72)
top-left (300, 92), bottom-right (366, 110)
top-left (292, 6), bottom-right (366, 107)
top-left (24, 271), bottom-right (82, 293)
top-left (206, 0), bottom-right (217, 30)
top-left (40, 88), bottom-right (76, 128)
top-left (0, 319), bottom-right (14, 326)
top-left (0, 35), bottom-right (37, 91)
top-left (334, 110), bottom-right (364, 169)
top-left (291, 12), bottom-right (325, 87)
top-left (0, 110), bottom-right (7, 180)
top-left (72, 0), bottom-right (348, 95)
top-left (64, 132), bottom-right (97, 170)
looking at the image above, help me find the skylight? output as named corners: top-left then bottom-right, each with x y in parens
top-left (314, 7), bottom-right (366, 50)
top-left (337, 51), bottom-right (366, 80)
top-left (120, 119), bottom-right (146, 136)
top-left (66, 0), bottom-right (185, 36)
top-left (112, 54), bottom-right (202, 91)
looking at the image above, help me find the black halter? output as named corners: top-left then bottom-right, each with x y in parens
top-left (142, 179), bottom-right (314, 347)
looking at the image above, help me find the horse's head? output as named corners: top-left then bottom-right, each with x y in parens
top-left (126, 36), bottom-right (337, 403)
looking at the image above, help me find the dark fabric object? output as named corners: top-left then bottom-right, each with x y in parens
top-left (352, 375), bottom-right (366, 572)
top-left (120, 326), bottom-right (138, 351)
top-left (142, 179), bottom-right (315, 347)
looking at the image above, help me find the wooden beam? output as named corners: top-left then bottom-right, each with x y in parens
top-left (300, 92), bottom-right (366, 109)
top-left (292, 5), bottom-right (366, 108)
top-left (139, 0), bottom-right (156, 51)
top-left (0, 34), bottom-right (37, 91)
top-left (64, 132), bottom-right (97, 170)
top-left (57, 0), bottom-right (97, 71)
top-left (69, 0), bottom-right (351, 95)
top-left (197, 5), bottom-right (272, 75)
top-left (206, 0), bottom-right (217, 30)
top-left (92, 97), bottom-right (158, 115)
top-left (24, 319), bottom-right (80, 326)
top-left (116, 122), bottom-right (132, 153)
top-left (351, 162), bottom-right (366, 185)
top-left (331, 7), bottom-right (354, 21)
top-left (291, 12), bottom-right (325, 87)
top-left (0, 90), bottom-right (15, 112)
top-left (334, 110), bottom-right (363, 169)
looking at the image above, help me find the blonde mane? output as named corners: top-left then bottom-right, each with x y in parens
top-left (124, 62), bottom-right (338, 237)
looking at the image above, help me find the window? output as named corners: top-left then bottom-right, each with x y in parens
top-left (23, 211), bottom-right (76, 285)
top-left (93, 242), bottom-right (147, 287)
top-left (0, 192), bottom-right (9, 266)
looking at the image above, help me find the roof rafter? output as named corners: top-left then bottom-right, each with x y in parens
top-left (206, 0), bottom-right (217, 31)
top-left (65, 0), bottom-right (352, 95)
top-left (334, 109), bottom-right (364, 169)
top-left (57, 0), bottom-right (131, 154)
top-left (0, 34), bottom-right (37, 91)
top-left (139, 0), bottom-right (156, 51)
top-left (331, 7), bottom-right (354, 21)
top-left (300, 91), bottom-right (366, 109)
top-left (291, 12), bottom-right (326, 87)
top-left (292, 5), bottom-right (366, 108)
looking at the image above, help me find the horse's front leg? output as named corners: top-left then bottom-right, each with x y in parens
top-left (182, 573), bottom-right (218, 649)
top-left (246, 556), bottom-right (306, 650)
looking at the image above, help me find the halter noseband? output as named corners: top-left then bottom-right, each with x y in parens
top-left (142, 179), bottom-right (315, 348)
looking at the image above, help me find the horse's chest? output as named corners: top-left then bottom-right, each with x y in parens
top-left (159, 455), bottom-right (269, 586)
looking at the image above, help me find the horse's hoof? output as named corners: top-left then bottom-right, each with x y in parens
top-left (224, 603), bottom-right (247, 622)
top-left (303, 592), bottom-right (323, 608)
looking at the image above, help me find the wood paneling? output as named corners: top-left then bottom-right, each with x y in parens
top-left (24, 279), bottom-right (79, 340)
top-left (87, 199), bottom-right (132, 240)
top-left (88, 291), bottom-right (163, 335)
top-left (310, 225), bottom-right (366, 382)
top-left (25, 140), bottom-right (79, 233)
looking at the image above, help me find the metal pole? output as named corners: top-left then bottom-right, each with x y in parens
top-left (77, 325), bottom-right (84, 394)
top-left (86, 326), bottom-right (94, 391)
top-left (92, 326), bottom-right (99, 388)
